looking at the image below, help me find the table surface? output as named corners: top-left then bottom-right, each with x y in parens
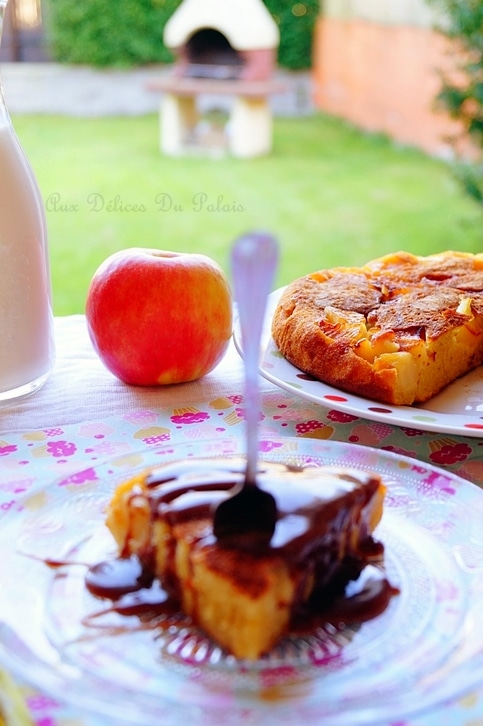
top-left (1, 314), bottom-right (483, 725)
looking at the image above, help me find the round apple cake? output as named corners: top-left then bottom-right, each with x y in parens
top-left (271, 250), bottom-right (483, 406)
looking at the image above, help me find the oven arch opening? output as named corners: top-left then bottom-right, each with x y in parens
top-left (183, 28), bottom-right (243, 79)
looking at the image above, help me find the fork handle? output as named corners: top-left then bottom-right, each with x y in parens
top-left (231, 231), bottom-right (279, 484)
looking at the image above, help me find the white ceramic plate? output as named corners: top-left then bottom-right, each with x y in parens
top-left (1, 437), bottom-right (483, 725)
top-left (238, 288), bottom-right (483, 437)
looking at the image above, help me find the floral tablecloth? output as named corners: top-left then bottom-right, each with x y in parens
top-left (1, 315), bottom-right (483, 726)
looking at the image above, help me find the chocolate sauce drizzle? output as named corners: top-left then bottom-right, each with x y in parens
top-left (85, 554), bottom-right (397, 632)
top-left (83, 458), bottom-right (399, 648)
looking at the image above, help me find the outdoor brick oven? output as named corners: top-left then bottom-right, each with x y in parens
top-left (148, 0), bottom-right (285, 158)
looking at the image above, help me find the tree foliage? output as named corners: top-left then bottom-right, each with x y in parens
top-left (265, 1), bottom-right (319, 70)
top-left (428, 0), bottom-right (483, 205)
top-left (43, 0), bottom-right (319, 71)
top-left (43, 0), bottom-right (178, 67)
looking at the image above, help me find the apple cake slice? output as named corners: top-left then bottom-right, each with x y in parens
top-left (100, 457), bottom-right (388, 660)
top-left (272, 250), bottom-right (483, 406)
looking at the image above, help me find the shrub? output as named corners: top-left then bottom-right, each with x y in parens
top-left (428, 0), bottom-right (483, 206)
top-left (43, 0), bottom-right (318, 70)
top-left (265, 1), bottom-right (319, 70)
top-left (43, 0), bottom-right (178, 67)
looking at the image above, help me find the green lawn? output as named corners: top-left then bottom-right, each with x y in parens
top-left (11, 112), bottom-right (483, 316)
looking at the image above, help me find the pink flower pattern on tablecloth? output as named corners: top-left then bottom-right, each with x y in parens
top-left (429, 442), bottom-right (472, 466)
top-left (401, 426), bottom-right (427, 437)
top-left (0, 477), bottom-right (35, 494)
top-left (0, 444), bottom-right (17, 456)
top-left (415, 469), bottom-right (457, 498)
top-left (171, 411), bottom-right (210, 425)
top-left (259, 439), bottom-right (285, 453)
top-left (0, 391), bottom-right (480, 510)
top-left (0, 386), bottom-right (482, 726)
top-left (78, 421), bottom-right (115, 438)
top-left (349, 422), bottom-right (393, 446)
top-left (46, 441), bottom-right (77, 458)
top-left (58, 467), bottom-right (99, 486)
top-left (327, 410), bottom-right (359, 424)
top-left (43, 428), bottom-right (64, 437)
top-left (85, 440), bottom-right (131, 457)
top-left (123, 410), bottom-right (160, 425)
top-left (382, 445), bottom-right (418, 459)
top-left (295, 420), bottom-right (326, 436)
top-left (233, 406), bottom-right (265, 423)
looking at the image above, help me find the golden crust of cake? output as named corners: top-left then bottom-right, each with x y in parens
top-left (105, 459), bottom-right (386, 660)
top-left (271, 250), bottom-right (483, 406)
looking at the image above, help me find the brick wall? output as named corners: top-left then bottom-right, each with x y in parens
top-left (313, 0), bottom-right (469, 157)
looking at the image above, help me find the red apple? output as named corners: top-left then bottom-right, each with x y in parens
top-left (85, 248), bottom-right (233, 386)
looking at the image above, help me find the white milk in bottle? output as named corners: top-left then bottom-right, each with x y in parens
top-left (0, 0), bottom-right (55, 400)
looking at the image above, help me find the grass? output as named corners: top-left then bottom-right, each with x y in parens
top-left (11, 111), bottom-right (483, 316)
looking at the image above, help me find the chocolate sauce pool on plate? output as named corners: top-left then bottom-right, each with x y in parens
top-left (82, 458), bottom-right (398, 643)
top-left (85, 554), bottom-right (397, 628)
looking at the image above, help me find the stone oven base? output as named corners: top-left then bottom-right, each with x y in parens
top-left (147, 77), bottom-right (289, 158)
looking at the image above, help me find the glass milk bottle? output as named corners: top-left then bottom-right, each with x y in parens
top-left (0, 0), bottom-right (55, 401)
